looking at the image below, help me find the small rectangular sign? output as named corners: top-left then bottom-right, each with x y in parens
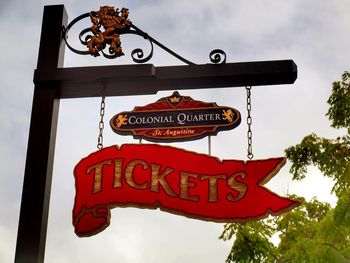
top-left (110, 91), bottom-right (241, 142)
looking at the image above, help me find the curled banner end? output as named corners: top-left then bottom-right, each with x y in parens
top-left (74, 206), bottom-right (111, 237)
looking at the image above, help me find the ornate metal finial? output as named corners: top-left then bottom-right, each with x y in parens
top-left (62, 6), bottom-right (227, 65)
top-left (87, 6), bottom-right (131, 57)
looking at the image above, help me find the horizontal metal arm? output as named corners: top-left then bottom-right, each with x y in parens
top-left (34, 60), bottom-right (297, 99)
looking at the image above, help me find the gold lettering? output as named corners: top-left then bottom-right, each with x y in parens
top-left (86, 160), bottom-right (112, 193)
top-left (125, 160), bottom-right (149, 189)
top-left (201, 174), bottom-right (225, 202)
top-left (150, 164), bottom-right (177, 197)
top-left (152, 129), bottom-right (163, 136)
top-left (179, 172), bottom-right (199, 202)
top-left (113, 159), bottom-right (123, 188)
top-left (226, 172), bottom-right (247, 202)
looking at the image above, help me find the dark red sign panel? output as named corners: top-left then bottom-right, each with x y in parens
top-left (73, 144), bottom-right (299, 237)
top-left (110, 91), bottom-right (241, 142)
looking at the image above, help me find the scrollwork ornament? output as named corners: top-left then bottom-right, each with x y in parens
top-left (130, 41), bottom-right (154, 63)
top-left (63, 6), bottom-right (227, 65)
top-left (209, 49), bottom-right (227, 64)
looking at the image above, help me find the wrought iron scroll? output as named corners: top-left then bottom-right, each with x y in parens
top-left (209, 49), bottom-right (226, 64)
top-left (62, 8), bottom-right (227, 65)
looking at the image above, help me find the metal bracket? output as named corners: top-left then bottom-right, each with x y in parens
top-left (62, 8), bottom-right (226, 65)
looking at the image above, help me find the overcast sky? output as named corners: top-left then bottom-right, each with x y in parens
top-left (1, 1), bottom-right (349, 262)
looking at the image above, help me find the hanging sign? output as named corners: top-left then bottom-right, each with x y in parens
top-left (110, 91), bottom-right (241, 142)
top-left (73, 144), bottom-right (299, 237)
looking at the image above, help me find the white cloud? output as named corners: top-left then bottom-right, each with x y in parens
top-left (0, 225), bottom-right (16, 263)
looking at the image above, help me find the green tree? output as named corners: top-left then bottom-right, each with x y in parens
top-left (220, 220), bottom-right (277, 262)
top-left (220, 71), bottom-right (350, 262)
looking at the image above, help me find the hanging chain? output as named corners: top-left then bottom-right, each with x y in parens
top-left (246, 86), bottom-right (254, 160)
top-left (97, 96), bottom-right (106, 150)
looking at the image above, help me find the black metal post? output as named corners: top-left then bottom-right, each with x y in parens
top-left (15, 5), bottom-right (67, 263)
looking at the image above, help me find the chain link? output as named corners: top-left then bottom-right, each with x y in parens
top-left (246, 86), bottom-right (254, 160)
top-left (97, 96), bottom-right (105, 150)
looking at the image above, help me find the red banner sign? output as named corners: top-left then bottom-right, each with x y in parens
top-left (73, 144), bottom-right (299, 237)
